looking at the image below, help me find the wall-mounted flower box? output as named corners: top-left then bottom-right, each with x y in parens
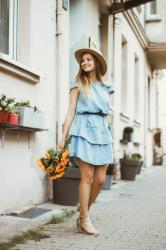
top-left (19, 107), bottom-right (45, 129)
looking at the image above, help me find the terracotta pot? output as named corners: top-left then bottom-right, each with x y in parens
top-left (7, 113), bottom-right (19, 125)
top-left (0, 110), bottom-right (9, 123)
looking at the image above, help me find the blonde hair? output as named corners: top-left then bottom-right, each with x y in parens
top-left (75, 53), bottom-right (103, 95)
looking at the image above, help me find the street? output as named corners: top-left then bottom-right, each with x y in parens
top-left (11, 166), bottom-right (166, 250)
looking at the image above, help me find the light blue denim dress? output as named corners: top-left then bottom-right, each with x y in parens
top-left (68, 81), bottom-right (114, 165)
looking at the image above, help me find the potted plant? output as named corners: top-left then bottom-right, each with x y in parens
top-left (131, 153), bottom-right (143, 174)
top-left (53, 158), bottom-right (80, 206)
top-left (18, 100), bottom-right (45, 129)
top-left (120, 150), bottom-right (142, 181)
top-left (37, 136), bottom-right (80, 206)
top-left (123, 126), bottom-right (134, 142)
top-left (102, 164), bottom-right (117, 190)
top-left (0, 94), bottom-right (15, 123)
top-left (7, 103), bottom-right (20, 126)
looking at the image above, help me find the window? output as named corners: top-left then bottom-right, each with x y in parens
top-left (146, 0), bottom-right (159, 19)
top-left (0, 0), bottom-right (18, 59)
top-left (134, 55), bottom-right (140, 120)
top-left (150, 0), bottom-right (157, 15)
top-left (148, 77), bottom-right (151, 128)
top-left (121, 36), bottom-right (128, 114)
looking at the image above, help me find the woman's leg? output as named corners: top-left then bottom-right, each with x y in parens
top-left (77, 158), bottom-right (99, 235)
top-left (88, 165), bottom-right (107, 209)
top-left (77, 158), bottom-right (94, 218)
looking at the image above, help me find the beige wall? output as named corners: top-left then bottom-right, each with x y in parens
top-left (145, 0), bottom-right (166, 43)
top-left (112, 13), bottom-right (146, 162)
top-left (158, 71), bottom-right (166, 154)
top-left (0, 0), bottom-right (58, 213)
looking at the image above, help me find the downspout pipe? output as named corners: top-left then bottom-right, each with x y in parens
top-left (112, 13), bottom-right (116, 84)
top-left (55, 0), bottom-right (63, 145)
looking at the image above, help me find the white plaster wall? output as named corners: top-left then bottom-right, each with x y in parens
top-left (145, 0), bottom-right (166, 43)
top-left (0, 0), bottom-right (58, 213)
top-left (112, 13), bottom-right (147, 162)
top-left (69, 0), bottom-right (100, 80)
top-left (158, 71), bottom-right (166, 154)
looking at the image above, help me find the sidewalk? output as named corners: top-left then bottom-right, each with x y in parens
top-left (1, 166), bottom-right (166, 250)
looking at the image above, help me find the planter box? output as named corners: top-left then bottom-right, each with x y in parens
top-left (53, 167), bottom-right (80, 206)
top-left (19, 107), bottom-right (45, 129)
top-left (120, 159), bottom-right (140, 181)
top-left (0, 110), bottom-right (9, 123)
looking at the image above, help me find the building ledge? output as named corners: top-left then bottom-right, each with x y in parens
top-left (145, 16), bottom-right (162, 23)
top-left (120, 112), bottom-right (130, 123)
top-left (0, 54), bottom-right (41, 84)
top-left (133, 119), bottom-right (141, 128)
top-left (147, 43), bottom-right (166, 69)
top-left (123, 9), bottom-right (149, 49)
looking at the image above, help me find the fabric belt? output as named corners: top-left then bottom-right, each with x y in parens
top-left (76, 112), bottom-right (107, 117)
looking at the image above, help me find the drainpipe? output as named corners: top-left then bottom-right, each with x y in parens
top-left (55, 0), bottom-right (63, 145)
top-left (111, 13), bottom-right (117, 157)
top-left (111, 14), bottom-right (116, 84)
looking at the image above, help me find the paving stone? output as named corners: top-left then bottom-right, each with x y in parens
top-left (10, 166), bottom-right (166, 250)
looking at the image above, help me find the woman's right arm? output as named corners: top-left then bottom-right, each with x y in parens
top-left (57, 87), bottom-right (79, 149)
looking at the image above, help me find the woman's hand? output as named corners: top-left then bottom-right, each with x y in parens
top-left (57, 138), bottom-right (66, 149)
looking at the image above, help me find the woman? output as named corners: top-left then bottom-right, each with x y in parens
top-left (58, 48), bottom-right (114, 236)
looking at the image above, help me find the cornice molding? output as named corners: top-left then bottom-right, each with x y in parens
top-left (123, 9), bottom-right (149, 49)
top-left (148, 43), bottom-right (166, 51)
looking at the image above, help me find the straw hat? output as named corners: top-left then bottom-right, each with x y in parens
top-left (75, 48), bottom-right (107, 76)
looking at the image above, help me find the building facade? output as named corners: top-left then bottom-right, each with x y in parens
top-left (0, 0), bottom-right (165, 213)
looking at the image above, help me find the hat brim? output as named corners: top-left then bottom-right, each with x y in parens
top-left (75, 48), bottom-right (107, 76)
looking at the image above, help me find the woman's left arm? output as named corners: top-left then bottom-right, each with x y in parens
top-left (57, 87), bottom-right (80, 148)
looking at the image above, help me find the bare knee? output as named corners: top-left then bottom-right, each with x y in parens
top-left (81, 174), bottom-right (93, 185)
top-left (78, 158), bottom-right (94, 185)
top-left (93, 177), bottom-right (105, 187)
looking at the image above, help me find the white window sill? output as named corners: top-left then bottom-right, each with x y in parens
top-left (133, 119), bottom-right (141, 128)
top-left (0, 53), bottom-right (41, 83)
top-left (146, 16), bottom-right (162, 22)
top-left (120, 112), bottom-right (130, 123)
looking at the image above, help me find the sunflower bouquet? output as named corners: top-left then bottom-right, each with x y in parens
top-left (37, 136), bottom-right (71, 180)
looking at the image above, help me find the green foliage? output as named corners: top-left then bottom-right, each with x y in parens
top-left (123, 150), bottom-right (130, 159)
top-left (131, 153), bottom-right (142, 160)
top-left (0, 94), bottom-right (41, 114)
top-left (18, 100), bottom-right (40, 112)
top-left (123, 150), bottom-right (142, 161)
top-left (0, 226), bottom-right (49, 250)
top-left (0, 94), bottom-right (15, 111)
top-left (48, 209), bottom-right (75, 225)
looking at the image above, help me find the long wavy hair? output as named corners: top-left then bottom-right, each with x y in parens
top-left (75, 53), bottom-right (103, 95)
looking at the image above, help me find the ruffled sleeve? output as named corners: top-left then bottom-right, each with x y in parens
top-left (69, 81), bottom-right (80, 92)
top-left (105, 85), bottom-right (114, 95)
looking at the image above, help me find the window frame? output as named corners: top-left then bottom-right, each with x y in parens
top-left (0, 0), bottom-right (18, 60)
top-left (121, 36), bottom-right (128, 115)
top-left (146, 0), bottom-right (160, 20)
top-left (134, 54), bottom-right (140, 121)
